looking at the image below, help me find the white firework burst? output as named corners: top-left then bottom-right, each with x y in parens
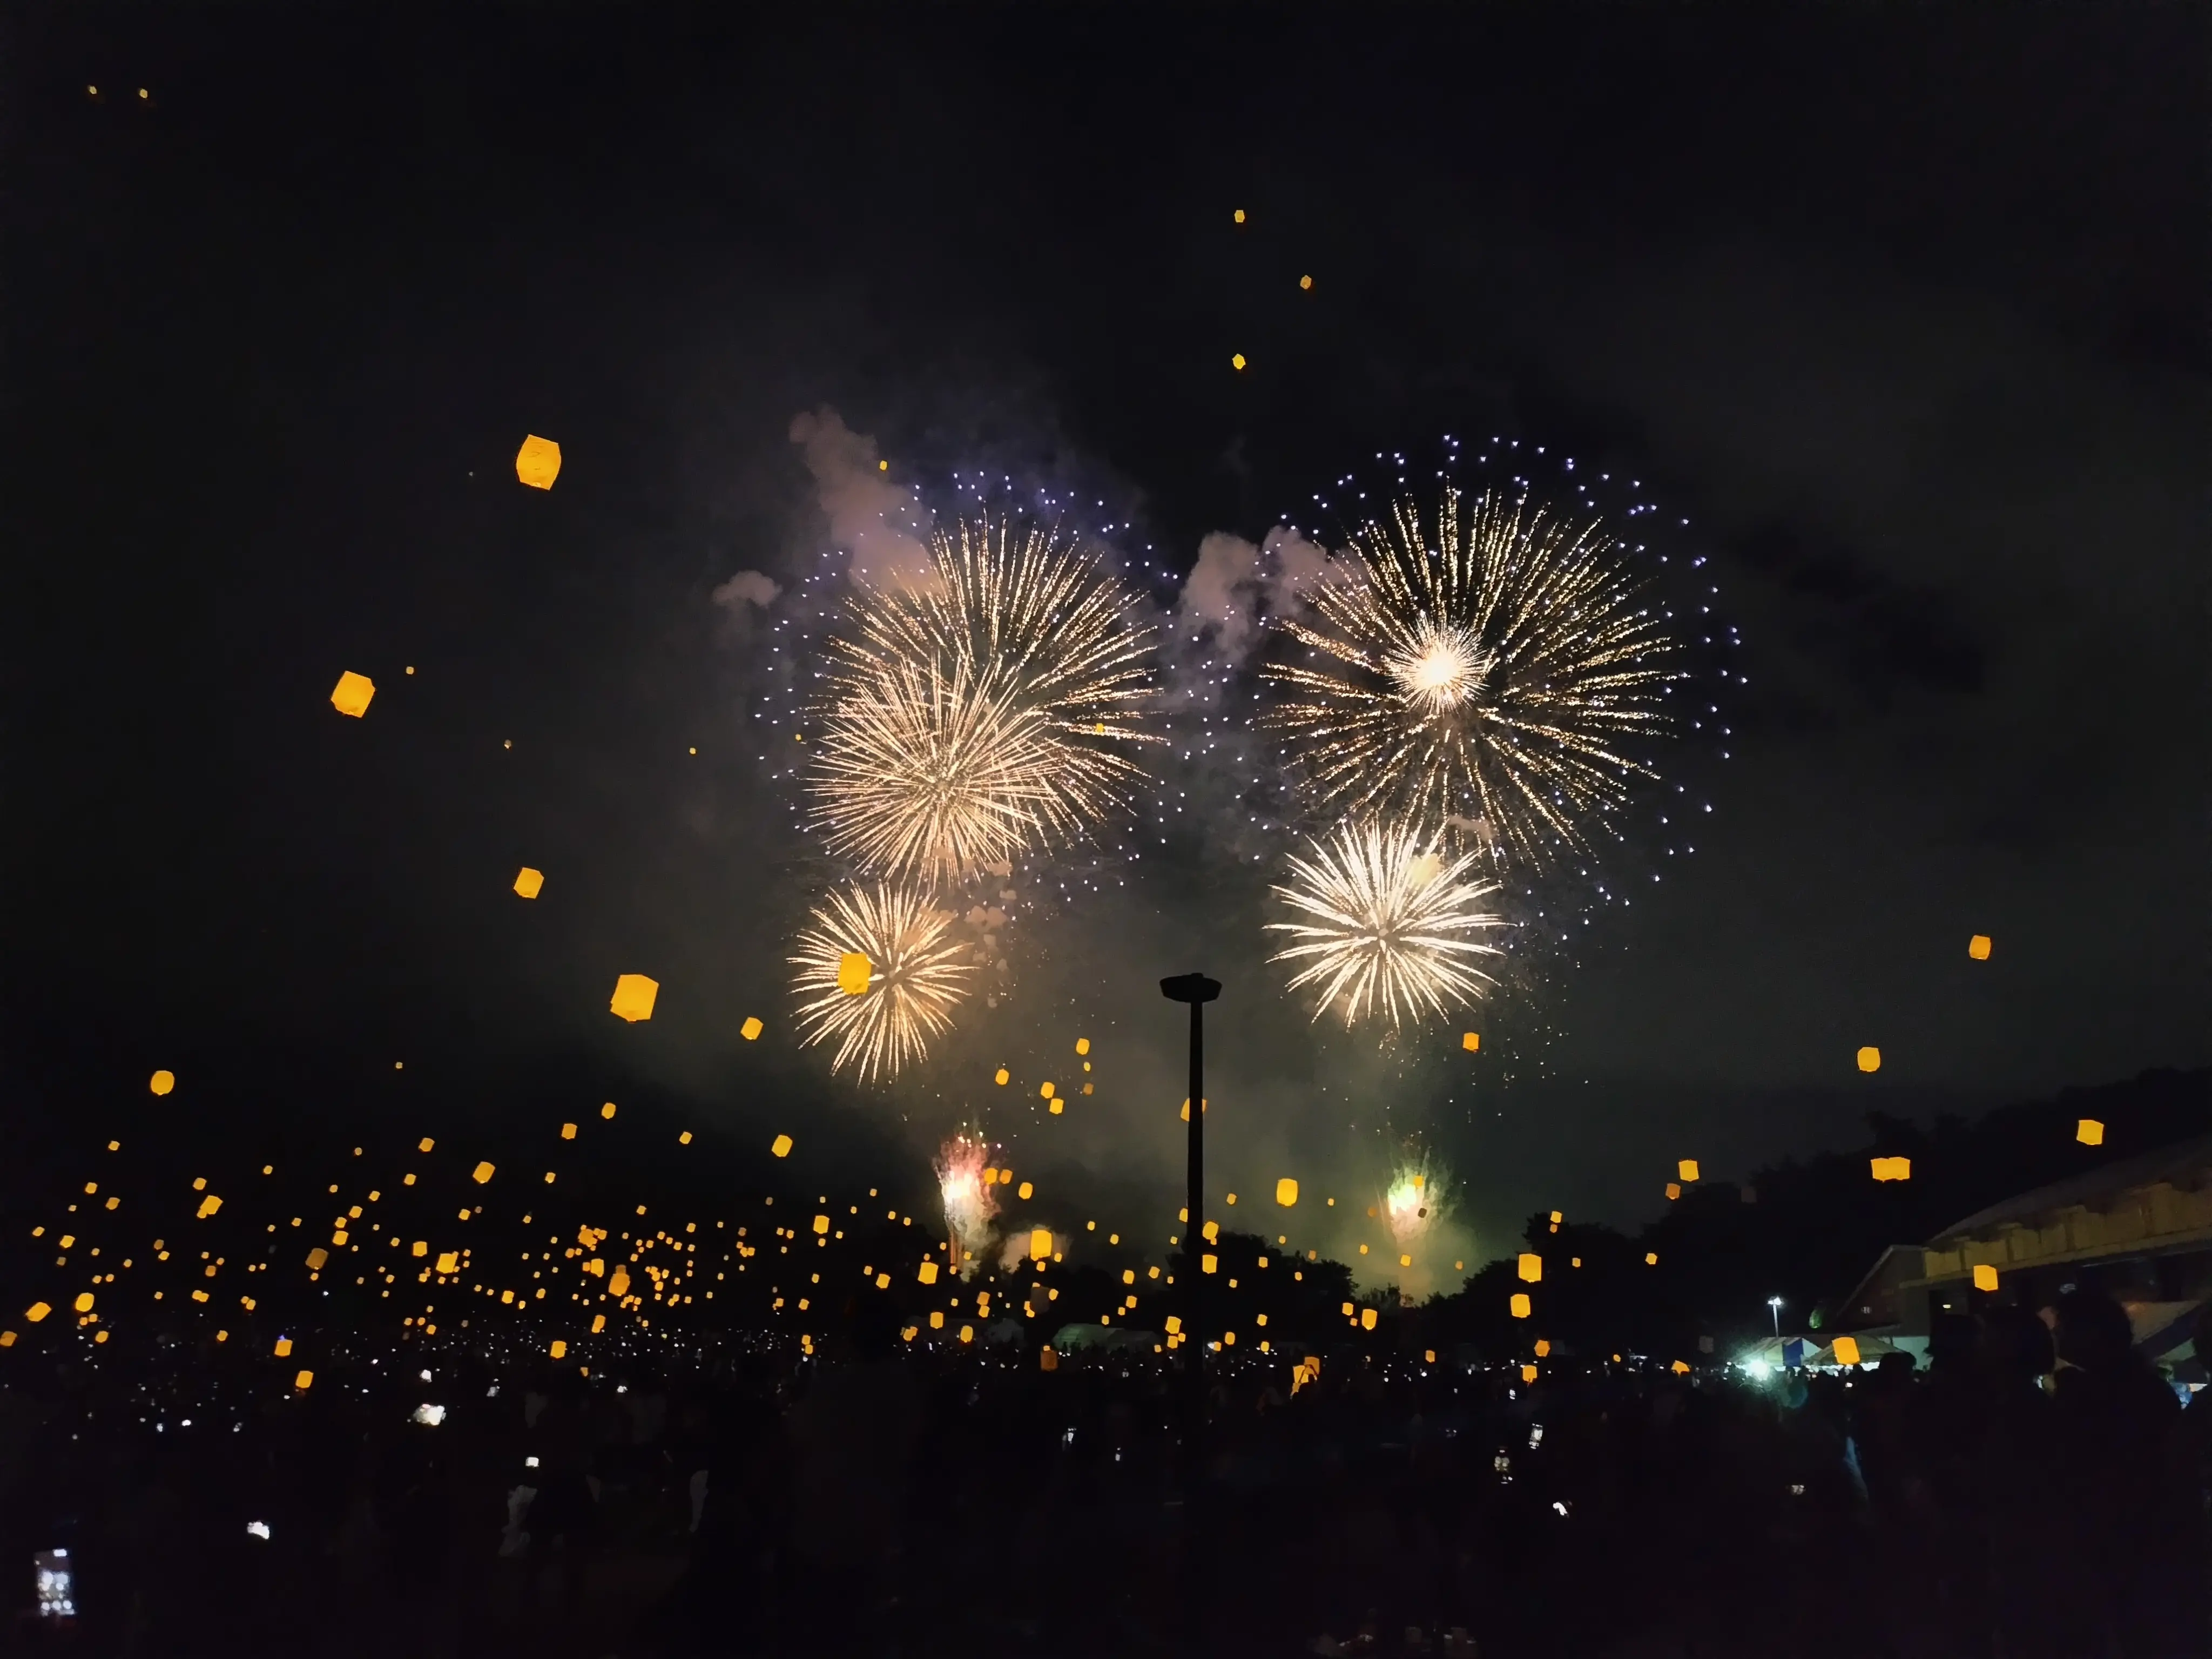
top-left (1266, 818), bottom-right (1506, 1030)
top-left (790, 881), bottom-right (974, 1081)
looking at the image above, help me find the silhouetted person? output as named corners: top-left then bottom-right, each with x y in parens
top-left (1978, 1306), bottom-right (2063, 1658)
top-left (2048, 1290), bottom-right (2189, 1655)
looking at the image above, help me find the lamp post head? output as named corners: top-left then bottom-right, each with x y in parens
top-left (1160, 974), bottom-right (1221, 1005)
top-left (1768, 1297), bottom-right (1784, 1309)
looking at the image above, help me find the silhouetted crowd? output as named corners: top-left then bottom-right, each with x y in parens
top-left (0, 1287), bottom-right (2202, 1657)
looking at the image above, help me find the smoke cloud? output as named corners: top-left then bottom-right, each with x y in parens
top-left (787, 406), bottom-right (936, 591)
top-left (1174, 523), bottom-right (1333, 662)
top-left (711, 569), bottom-right (783, 611)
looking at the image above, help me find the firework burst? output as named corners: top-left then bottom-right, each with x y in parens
top-left (808, 662), bottom-right (1058, 889)
top-left (1266, 818), bottom-right (1506, 1030)
top-left (790, 881), bottom-right (974, 1081)
top-left (811, 516), bottom-right (1160, 887)
top-left (934, 1130), bottom-right (999, 1275)
top-left (1382, 1147), bottom-right (1452, 1252)
top-left (1264, 487), bottom-right (1682, 866)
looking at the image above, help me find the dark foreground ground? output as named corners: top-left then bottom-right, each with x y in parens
top-left (0, 1290), bottom-right (2202, 1658)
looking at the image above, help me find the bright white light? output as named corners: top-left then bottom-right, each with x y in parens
top-left (419, 1369), bottom-right (433, 1382)
top-left (525, 1455), bottom-right (540, 1468)
top-left (1746, 1360), bottom-right (1770, 1379)
top-left (412, 1403), bottom-right (446, 1426)
top-left (246, 1521), bottom-right (271, 1541)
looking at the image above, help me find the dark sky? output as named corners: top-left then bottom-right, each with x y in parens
top-left (3, 8), bottom-right (2203, 1264)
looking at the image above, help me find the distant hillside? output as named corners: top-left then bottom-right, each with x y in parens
top-left (1414, 1067), bottom-right (2209, 1361)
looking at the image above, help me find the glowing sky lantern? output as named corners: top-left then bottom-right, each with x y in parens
top-left (1075, 1037), bottom-right (1090, 1055)
top-left (149, 1069), bottom-right (175, 1096)
top-left (1516, 1253), bottom-right (1542, 1283)
top-left (294, 1370), bottom-right (315, 1390)
top-left (1967, 933), bottom-right (1992, 960)
top-left (917, 1259), bottom-right (939, 1285)
top-left (1664, 1182), bottom-right (1681, 1201)
top-left (1275, 1177), bottom-right (1298, 1207)
top-left (1871, 1156), bottom-right (1912, 1181)
top-left (994, 1068), bottom-right (1009, 1085)
top-left (2076, 1118), bottom-right (2104, 1145)
top-left (329, 671), bottom-right (375, 718)
top-left (1461, 1032), bottom-right (1479, 1052)
top-left (771, 1133), bottom-right (793, 1157)
top-left (1830, 1336), bottom-right (1862, 1367)
top-left (1857, 1046), bottom-right (1881, 1073)
top-left (273, 1336), bottom-right (292, 1357)
top-left (1029, 1228), bottom-right (1052, 1262)
top-left (835, 952), bottom-right (873, 996)
top-left (1510, 1293), bottom-right (1531, 1318)
top-left (1972, 1263), bottom-right (1998, 1292)
top-left (1360, 1307), bottom-right (1378, 1330)
top-left (561, 1123), bottom-right (577, 1140)
top-left (513, 867), bottom-right (544, 899)
top-left (740, 1016), bottom-right (764, 1041)
top-left (549, 1339), bottom-right (567, 1359)
top-left (1038, 1081), bottom-right (1054, 1100)
top-left (1231, 353), bottom-right (1247, 370)
top-left (471, 1162), bottom-right (495, 1184)
top-left (514, 434), bottom-right (562, 490)
top-left (1677, 1158), bottom-right (1700, 1182)
top-left (610, 975), bottom-right (659, 1022)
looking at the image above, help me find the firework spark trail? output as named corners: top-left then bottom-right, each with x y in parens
top-left (1264, 487), bottom-right (1682, 867)
top-left (812, 516), bottom-right (1161, 887)
top-left (789, 881), bottom-right (974, 1081)
top-left (934, 1131), bottom-right (999, 1275)
top-left (1266, 818), bottom-right (1506, 1030)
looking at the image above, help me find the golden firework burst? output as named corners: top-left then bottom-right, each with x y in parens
top-left (790, 881), bottom-right (974, 1081)
top-left (1266, 817), bottom-right (1505, 1029)
top-left (1264, 488), bottom-right (1681, 866)
top-left (812, 516), bottom-right (1159, 886)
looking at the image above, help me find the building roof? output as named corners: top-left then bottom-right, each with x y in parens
top-left (1930, 1131), bottom-right (2212, 1246)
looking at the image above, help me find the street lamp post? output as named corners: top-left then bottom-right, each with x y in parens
top-left (1160, 971), bottom-right (1220, 1650)
top-left (1768, 1296), bottom-right (1784, 1338)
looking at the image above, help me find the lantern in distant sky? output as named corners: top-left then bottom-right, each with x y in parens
top-left (1461, 1031), bottom-right (1479, 1052)
top-left (836, 953), bottom-right (873, 996)
top-left (1517, 1253), bottom-right (1542, 1283)
top-left (1677, 1158), bottom-right (1700, 1182)
top-left (1972, 1263), bottom-right (1998, 1292)
top-left (1360, 1308), bottom-right (1377, 1331)
top-left (740, 1016), bottom-right (764, 1041)
top-left (610, 975), bottom-right (659, 1022)
top-left (329, 671), bottom-right (375, 718)
top-left (2075, 1118), bottom-right (2104, 1146)
top-left (1275, 1178), bottom-right (1298, 1207)
top-left (513, 867), bottom-right (544, 899)
top-left (1856, 1047), bottom-right (1881, 1073)
top-left (1967, 934), bottom-right (1992, 960)
top-left (149, 1069), bottom-right (175, 1096)
top-left (771, 1133), bottom-right (793, 1157)
top-left (515, 434), bottom-right (562, 489)
top-left (1831, 1336), bottom-right (1862, 1366)
top-left (1510, 1293), bottom-right (1531, 1318)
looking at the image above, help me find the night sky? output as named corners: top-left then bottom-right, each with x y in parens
top-left (4, 10), bottom-right (2203, 1264)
